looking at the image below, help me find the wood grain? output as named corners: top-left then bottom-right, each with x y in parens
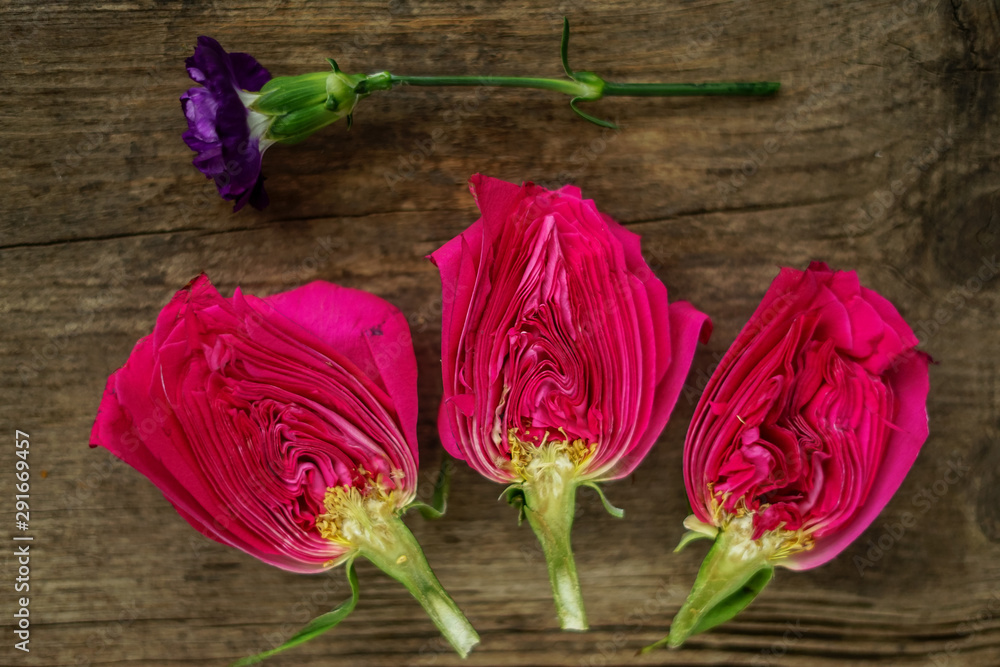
top-left (2, 0), bottom-right (999, 665)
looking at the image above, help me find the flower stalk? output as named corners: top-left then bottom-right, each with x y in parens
top-left (358, 514), bottom-right (480, 658)
top-left (506, 436), bottom-right (592, 631)
top-left (316, 483), bottom-right (480, 658)
top-left (349, 19), bottom-right (778, 129)
top-left (522, 479), bottom-right (587, 631)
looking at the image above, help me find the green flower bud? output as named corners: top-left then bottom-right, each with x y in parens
top-left (249, 61), bottom-right (369, 144)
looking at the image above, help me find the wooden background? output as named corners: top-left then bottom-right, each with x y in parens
top-left (2, 0), bottom-right (999, 665)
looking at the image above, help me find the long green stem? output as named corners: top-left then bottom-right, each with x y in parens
top-left (355, 70), bottom-right (778, 128)
top-left (522, 479), bottom-right (587, 631)
top-left (391, 74), bottom-right (585, 95)
top-left (303, 19), bottom-right (780, 135)
top-left (370, 73), bottom-right (778, 98)
top-left (359, 515), bottom-right (480, 658)
top-left (602, 81), bottom-right (780, 97)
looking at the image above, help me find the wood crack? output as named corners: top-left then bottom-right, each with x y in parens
top-left (0, 227), bottom-right (208, 251)
top-left (619, 196), bottom-right (847, 226)
top-left (949, 0), bottom-right (980, 59)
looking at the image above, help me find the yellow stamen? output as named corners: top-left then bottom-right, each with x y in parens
top-left (507, 428), bottom-right (596, 481)
top-left (712, 504), bottom-right (815, 560)
top-left (315, 471), bottom-right (402, 551)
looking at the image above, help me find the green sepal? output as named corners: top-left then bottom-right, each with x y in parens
top-left (579, 481), bottom-right (624, 518)
top-left (501, 483), bottom-right (527, 525)
top-left (674, 529), bottom-right (714, 553)
top-left (326, 57), bottom-right (340, 72)
top-left (252, 72), bottom-right (331, 115)
top-left (404, 456), bottom-right (453, 520)
top-left (686, 566), bottom-right (773, 637)
top-left (230, 558), bottom-right (360, 666)
top-left (643, 526), bottom-right (776, 652)
top-left (267, 104), bottom-right (345, 144)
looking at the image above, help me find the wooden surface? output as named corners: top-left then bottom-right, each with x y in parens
top-left (2, 0), bottom-right (1000, 665)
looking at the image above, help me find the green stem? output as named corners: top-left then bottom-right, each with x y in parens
top-left (390, 74), bottom-right (586, 96)
top-left (522, 480), bottom-right (587, 631)
top-left (602, 81), bottom-right (780, 97)
top-left (369, 73), bottom-right (778, 99)
top-left (359, 515), bottom-right (480, 658)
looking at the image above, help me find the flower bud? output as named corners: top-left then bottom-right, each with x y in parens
top-left (251, 66), bottom-right (366, 144)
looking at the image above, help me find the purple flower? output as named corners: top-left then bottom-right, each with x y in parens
top-left (181, 36), bottom-right (273, 211)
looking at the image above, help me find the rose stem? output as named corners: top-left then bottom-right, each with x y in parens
top-left (522, 480), bottom-right (588, 631)
top-left (359, 515), bottom-right (480, 658)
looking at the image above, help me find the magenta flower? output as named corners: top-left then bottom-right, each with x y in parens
top-left (431, 174), bottom-right (711, 629)
top-left (182, 37), bottom-right (273, 211)
top-left (91, 275), bottom-right (478, 659)
top-left (660, 262), bottom-right (930, 648)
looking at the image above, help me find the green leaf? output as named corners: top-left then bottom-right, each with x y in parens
top-left (579, 481), bottom-right (624, 518)
top-left (230, 559), bottom-right (360, 666)
top-left (560, 17), bottom-right (573, 78)
top-left (569, 98), bottom-right (618, 129)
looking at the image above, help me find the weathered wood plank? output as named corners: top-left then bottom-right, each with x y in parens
top-left (2, 0), bottom-right (999, 665)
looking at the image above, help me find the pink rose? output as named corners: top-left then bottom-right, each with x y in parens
top-left (662, 262), bottom-right (930, 648)
top-left (91, 275), bottom-right (478, 658)
top-left (431, 175), bottom-right (711, 629)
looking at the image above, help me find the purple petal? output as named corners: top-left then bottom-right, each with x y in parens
top-left (181, 36), bottom-right (273, 212)
top-left (230, 51), bottom-right (272, 91)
